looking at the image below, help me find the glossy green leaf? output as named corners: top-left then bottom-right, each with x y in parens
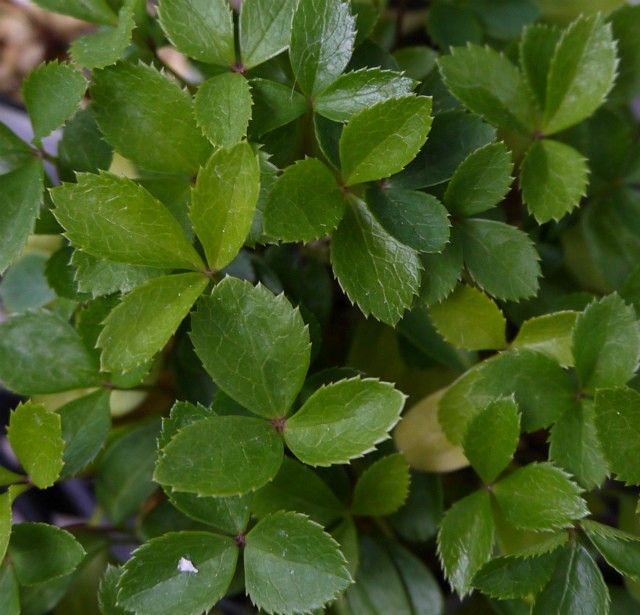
top-left (595, 387), bottom-right (640, 485)
top-left (459, 218), bottom-right (541, 301)
top-left (573, 294), bottom-right (640, 393)
top-left (549, 400), bottom-right (608, 489)
top-left (473, 550), bottom-right (559, 600)
top-left (0, 563), bottom-right (19, 615)
top-left (194, 74), bottom-right (253, 148)
top-left (532, 544), bottom-right (609, 615)
top-left (315, 68), bottom-right (414, 122)
top-left (583, 520), bottom-right (640, 581)
top-left (69, 0), bottom-right (136, 69)
top-left (98, 565), bottom-right (127, 615)
top-left (444, 142), bottom-right (513, 217)
top-left (543, 15), bottom-right (618, 134)
top-left (438, 45), bottom-right (534, 133)
top-left (31, 0), bottom-right (116, 24)
top-left (440, 349), bottom-right (575, 444)
top-left (190, 143), bottom-right (260, 270)
top-left (22, 61), bottom-right (86, 141)
top-left (419, 232), bottom-right (464, 305)
top-left (438, 490), bottom-right (494, 596)
top-left (331, 198), bottom-right (422, 324)
top-left (430, 284), bottom-right (506, 351)
top-left (9, 523), bottom-right (85, 586)
top-left (463, 398), bottom-right (520, 483)
top-left (248, 79), bottom-right (307, 137)
top-left (0, 159), bottom-right (43, 274)
top-left (352, 454), bottom-right (410, 517)
top-left (520, 139), bottom-right (588, 223)
top-left (91, 62), bottom-right (210, 174)
top-left (98, 273), bottom-right (207, 372)
top-left (191, 277), bottom-right (310, 418)
top-left (493, 463), bottom-right (588, 531)
top-left (285, 377), bottom-right (405, 466)
top-left (0, 310), bottom-right (100, 394)
top-left (7, 402), bottom-right (64, 489)
top-left (157, 0), bottom-right (235, 66)
top-left (155, 415), bottom-right (284, 496)
top-left (340, 96), bottom-right (432, 186)
top-left (263, 157), bottom-right (345, 243)
top-left (58, 390), bottom-right (111, 477)
top-left (96, 420), bottom-right (161, 524)
top-left (519, 23), bottom-right (561, 110)
top-left (240, 0), bottom-right (299, 69)
top-left (512, 311), bottom-right (578, 367)
top-left (0, 492), bottom-right (13, 564)
top-left (52, 173), bottom-right (204, 270)
top-left (366, 187), bottom-right (450, 254)
top-left (290, 0), bottom-right (355, 95)
top-left (252, 457), bottom-right (344, 526)
top-left (117, 532), bottom-right (238, 615)
top-left (244, 511), bottom-right (352, 615)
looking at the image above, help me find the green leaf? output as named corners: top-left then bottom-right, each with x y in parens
top-left (31, 0), bottom-right (116, 24)
top-left (512, 311), bottom-right (578, 367)
top-left (285, 377), bottom-right (405, 466)
top-left (58, 390), bottom-right (111, 477)
top-left (463, 398), bottom-right (520, 483)
top-left (244, 511), bottom-right (352, 615)
top-left (98, 565), bottom-right (127, 615)
top-left (315, 68), bottom-right (414, 122)
top-left (573, 294), bottom-right (640, 393)
top-left (493, 463), bottom-right (588, 531)
top-left (240, 0), bottom-right (299, 69)
top-left (190, 144), bottom-right (259, 270)
top-left (117, 532), bottom-right (238, 615)
top-left (437, 490), bottom-right (494, 596)
top-left (331, 197), bottom-right (422, 324)
top-left (157, 0), bottom-right (235, 67)
top-left (459, 218), bottom-right (541, 301)
top-left (97, 273), bottom-right (207, 373)
top-left (519, 23), bottom-right (561, 110)
top-left (52, 172), bottom-right (203, 270)
top-left (91, 62), bottom-right (210, 174)
top-left (155, 415), bottom-right (284, 496)
top-left (252, 457), bottom-right (344, 526)
top-left (473, 550), bottom-right (560, 600)
top-left (583, 520), bottom-right (640, 581)
top-left (340, 96), bottom-right (433, 186)
top-left (263, 157), bottom-right (345, 242)
top-left (7, 402), bottom-right (64, 489)
top-left (438, 45), bottom-right (534, 133)
top-left (0, 122), bottom-right (32, 173)
top-left (192, 277), bottom-right (310, 417)
top-left (194, 74), bottom-right (253, 148)
top-left (352, 454), bottom-right (410, 517)
top-left (532, 544), bottom-right (609, 615)
top-left (595, 387), bottom-right (640, 485)
top-left (610, 5), bottom-right (640, 102)
top-left (8, 523), bottom-right (85, 586)
top-left (366, 187), bottom-right (450, 254)
top-left (0, 492), bottom-right (12, 563)
top-left (0, 563), bottom-right (19, 615)
top-left (543, 15), bottom-right (618, 135)
top-left (430, 284), bottom-right (506, 351)
top-left (426, 3), bottom-right (483, 50)
top-left (96, 420), bottom-right (161, 524)
top-left (290, 0), bottom-right (355, 96)
top-left (440, 349), bottom-right (575, 444)
top-left (0, 159), bottom-right (43, 274)
top-left (248, 79), bottom-right (307, 137)
top-left (72, 251), bottom-right (161, 298)
top-left (22, 61), bottom-right (86, 141)
top-left (69, 0), bottom-right (136, 69)
top-left (0, 310), bottom-right (100, 394)
top-left (444, 142), bottom-right (513, 217)
top-left (392, 109), bottom-right (496, 190)
top-left (419, 232), bottom-right (464, 305)
top-left (549, 400), bottom-right (608, 489)
top-left (520, 139), bottom-right (588, 223)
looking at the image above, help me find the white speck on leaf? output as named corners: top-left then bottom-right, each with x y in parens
top-left (177, 557), bottom-right (198, 574)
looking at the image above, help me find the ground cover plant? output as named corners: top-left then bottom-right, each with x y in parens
top-left (1, 0), bottom-right (640, 613)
